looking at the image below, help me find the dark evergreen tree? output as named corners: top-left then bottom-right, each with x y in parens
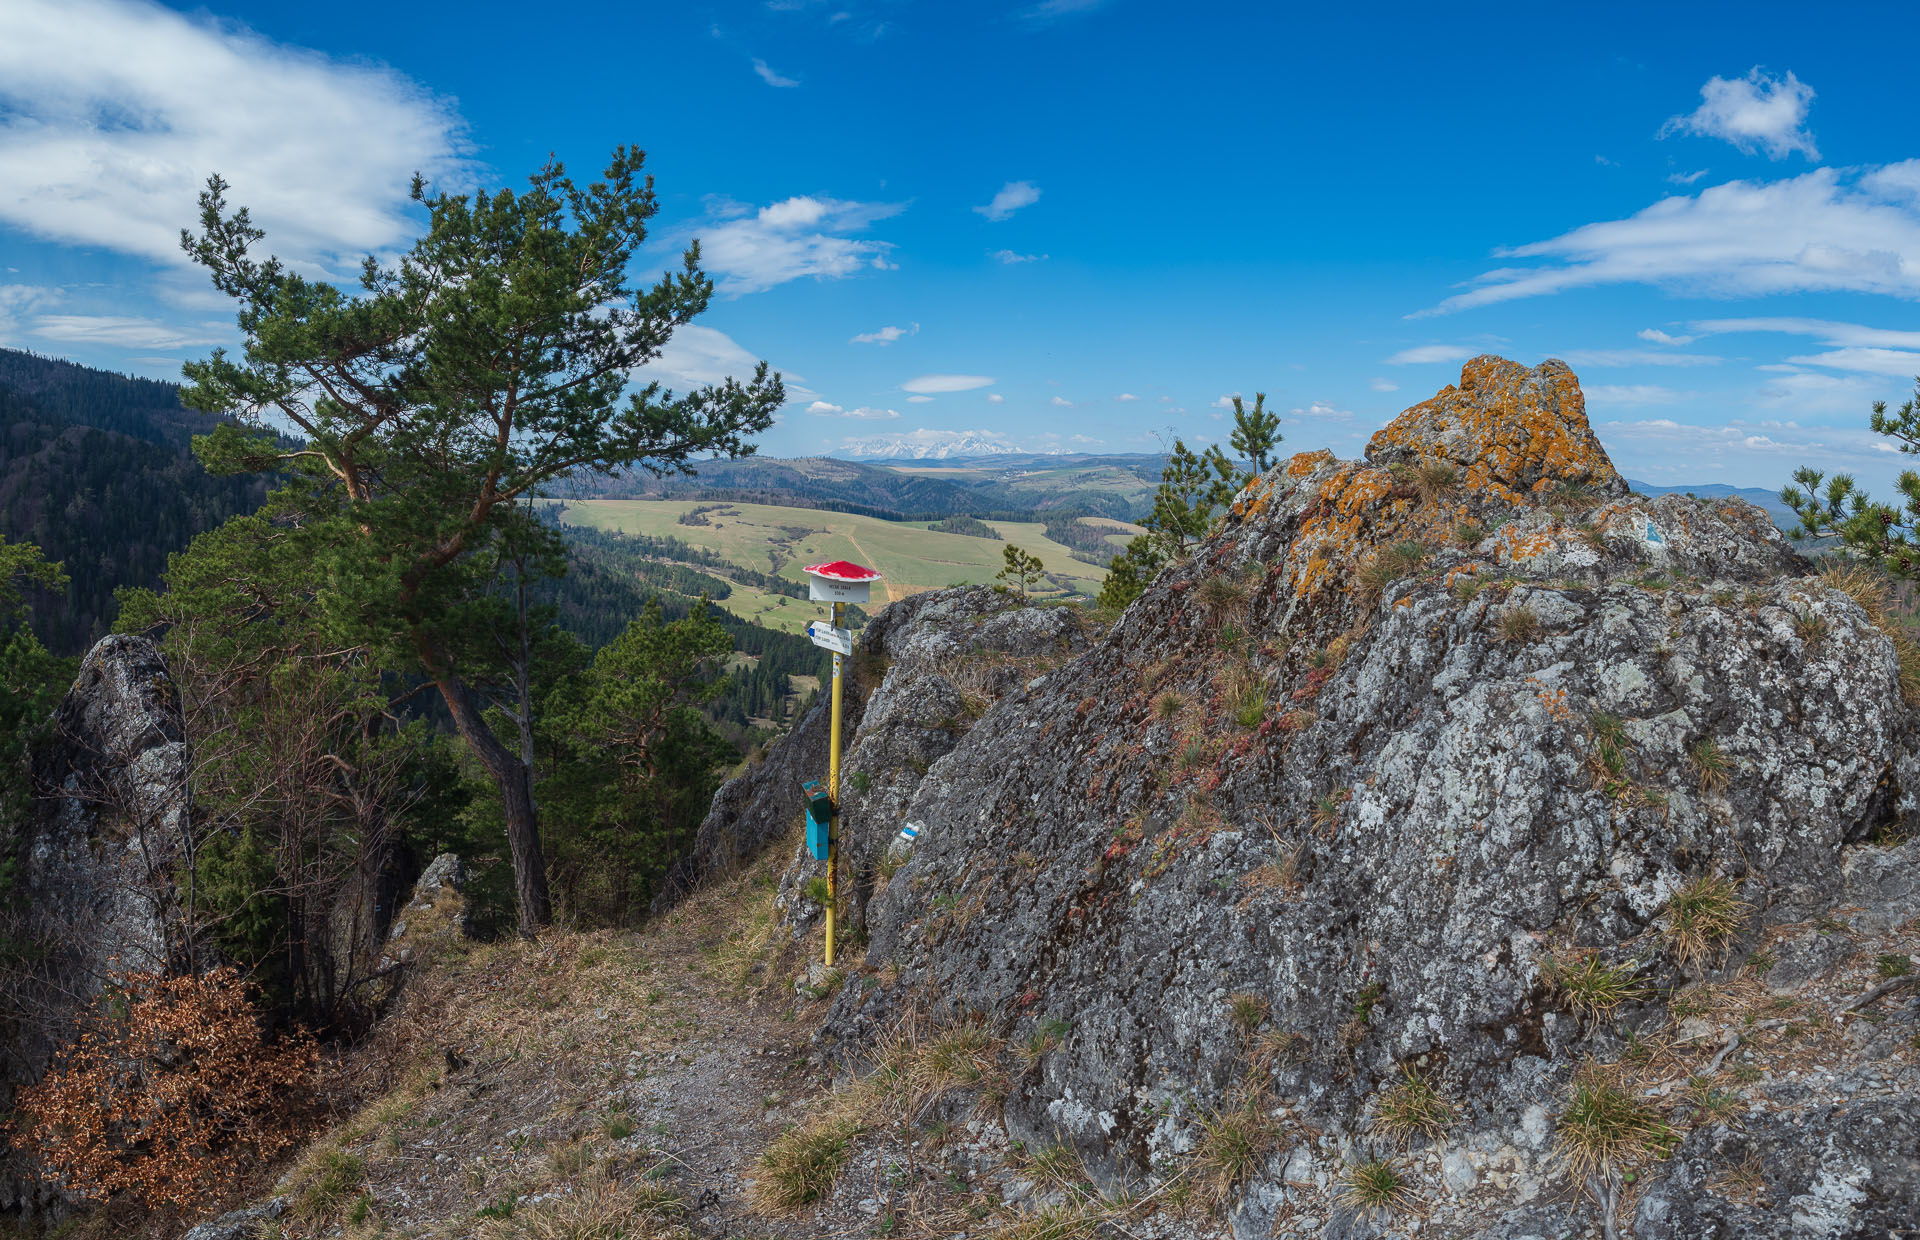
top-left (1229, 392), bottom-right (1283, 475)
top-left (177, 149), bottom-right (784, 933)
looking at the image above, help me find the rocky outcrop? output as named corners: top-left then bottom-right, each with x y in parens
top-left (790, 358), bottom-right (1920, 1236)
top-left (4, 634), bottom-right (193, 1218)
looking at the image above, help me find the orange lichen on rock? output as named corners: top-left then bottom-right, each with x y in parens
top-left (1286, 449), bottom-right (1335, 478)
top-left (1365, 356), bottom-right (1626, 504)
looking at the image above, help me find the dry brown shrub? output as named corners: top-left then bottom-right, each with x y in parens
top-left (8, 966), bottom-right (319, 1212)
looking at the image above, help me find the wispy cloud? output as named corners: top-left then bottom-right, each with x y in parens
top-left (808, 401), bottom-right (898, 419)
top-left (1016, 0), bottom-right (1111, 23)
top-left (1585, 384), bottom-right (1686, 406)
top-left (1782, 347), bottom-right (1920, 377)
top-left (1690, 317), bottom-right (1920, 351)
top-left (902, 373), bottom-right (994, 393)
top-left (851, 322), bottom-right (918, 345)
top-left (1638, 328), bottom-right (1696, 346)
top-left (1561, 349), bottom-right (1721, 368)
top-left (1385, 345), bottom-right (1474, 365)
top-left (1290, 401), bottom-right (1353, 420)
top-left (1210, 391), bottom-right (1240, 408)
top-left (638, 324), bottom-right (801, 397)
top-left (1116, 393), bottom-right (1139, 402)
top-left (751, 57), bottom-right (799, 87)
top-left (1049, 395), bottom-right (1073, 407)
top-left (1368, 378), bottom-right (1400, 392)
top-left (990, 248), bottom-right (1048, 263)
top-left (1660, 68), bottom-right (1818, 161)
top-left (974, 181), bottom-right (1041, 222)
top-left (986, 393), bottom-right (1006, 404)
top-left (0, 0), bottom-right (469, 272)
top-left (907, 394), bottom-right (934, 403)
top-left (0, 284), bottom-right (57, 345)
top-left (31, 314), bottom-right (222, 349)
top-left (686, 195), bottom-right (905, 295)
top-left (1418, 162), bottom-right (1920, 315)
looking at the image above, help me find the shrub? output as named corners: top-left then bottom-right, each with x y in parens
top-left (1664, 873), bottom-right (1749, 967)
top-left (9, 967), bottom-right (318, 1211)
top-left (1373, 1065), bottom-right (1451, 1143)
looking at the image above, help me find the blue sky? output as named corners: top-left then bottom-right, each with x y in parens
top-left (3, 0), bottom-right (1919, 490)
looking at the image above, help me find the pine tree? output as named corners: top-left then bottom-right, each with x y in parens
top-left (1785, 379), bottom-right (1920, 576)
top-left (1229, 392), bottom-right (1283, 475)
top-left (995, 545), bottom-right (1046, 601)
top-left (1098, 438), bottom-right (1240, 611)
top-left (177, 149), bottom-right (783, 933)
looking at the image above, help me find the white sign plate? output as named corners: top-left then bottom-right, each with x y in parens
top-left (807, 621), bottom-right (855, 655)
top-left (808, 576), bottom-right (872, 604)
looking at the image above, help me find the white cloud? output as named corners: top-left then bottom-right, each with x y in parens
top-left (1290, 401), bottom-right (1353, 420)
top-left (1691, 317), bottom-right (1920, 351)
top-left (1385, 345), bottom-right (1475, 365)
top-left (1368, 378), bottom-right (1399, 392)
top-left (902, 373), bottom-right (994, 393)
top-left (1210, 392), bottom-right (1240, 409)
top-left (1638, 328), bottom-right (1696, 345)
top-left (1668, 169), bottom-right (1711, 186)
top-left (1420, 162), bottom-right (1920, 315)
top-left (1116, 393), bottom-right (1139, 402)
top-left (688, 196), bottom-right (904, 295)
top-left (808, 401), bottom-right (898, 419)
top-left (31, 314), bottom-right (222, 349)
top-left (1018, 0), bottom-right (1110, 20)
top-left (1585, 384), bottom-right (1685, 406)
top-left (1756, 369), bottom-right (1884, 414)
top-left (1561, 349), bottom-right (1722, 367)
top-left (974, 181), bottom-right (1041, 222)
top-left (986, 393), bottom-right (1006, 404)
top-left (907, 394), bottom-right (934, 403)
top-left (851, 322), bottom-right (918, 345)
top-left (1660, 68), bottom-right (1818, 161)
top-left (1050, 395), bottom-right (1073, 407)
top-left (638, 324), bottom-right (804, 398)
top-left (751, 57), bottom-right (799, 87)
top-left (1783, 347), bottom-right (1920, 377)
top-left (0, 0), bottom-right (468, 272)
top-left (990, 249), bottom-right (1048, 263)
top-left (0, 284), bottom-right (57, 344)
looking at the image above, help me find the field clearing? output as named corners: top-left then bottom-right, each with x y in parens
top-left (557, 499), bottom-right (1113, 631)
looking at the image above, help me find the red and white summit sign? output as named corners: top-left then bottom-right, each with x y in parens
top-left (804, 560), bottom-right (881, 605)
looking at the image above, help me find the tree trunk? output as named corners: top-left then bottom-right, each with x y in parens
top-left (435, 671), bottom-right (553, 934)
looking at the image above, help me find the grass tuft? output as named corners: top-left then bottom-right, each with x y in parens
top-left (1690, 736), bottom-right (1731, 793)
top-left (1554, 1071), bottom-right (1676, 1181)
top-left (1190, 1090), bottom-right (1279, 1210)
top-left (1373, 1065), bottom-right (1451, 1143)
top-left (1227, 992), bottom-right (1270, 1034)
top-left (1664, 873), bottom-right (1749, 968)
top-left (1339, 1158), bottom-right (1415, 1217)
top-left (753, 1119), bottom-right (860, 1211)
top-left (1542, 950), bottom-right (1650, 1022)
top-left (1452, 520), bottom-right (1488, 548)
top-left (1497, 604), bottom-right (1541, 643)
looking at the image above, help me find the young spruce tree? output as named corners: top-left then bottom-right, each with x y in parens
top-left (178, 149), bottom-right (784, 933)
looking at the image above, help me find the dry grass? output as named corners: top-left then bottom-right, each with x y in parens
top-left (1554, 1067), bottom-right (1677, 1182)
top-left (1543, 950), bottom-right (1651, 1023)
top-left (1196, 573), bottom-right (1250, 621)
top-left (1497, 604), bottom-right (1542, 643)
top-left (477, 1163), bottom-right (686, 1239)
top-left (1820, 562), bottom-right (1920, 703)
top-left (1372, 1065), bottom-right (1451, 1143)
top-left (1690, 736), bottom-right (1731, 793)
top-left (1339, 1157), bottom-right (1417, 1217)
top-left (1665, 873), bottom-right (1750, 968)
top-left (1189, 1088), bottom-right (1280, 1211)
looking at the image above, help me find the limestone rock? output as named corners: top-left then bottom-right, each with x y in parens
top-left (1366, 354), bottom-right (1628, 502)
top-left (788, 358), bottom-right (1920, 1235)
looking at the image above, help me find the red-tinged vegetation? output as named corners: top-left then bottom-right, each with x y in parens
top-left (8, 967), bottom-right (319, 1213)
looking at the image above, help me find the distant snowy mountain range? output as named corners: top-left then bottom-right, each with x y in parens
top-left (836, 429), bottom-right (1028, 460)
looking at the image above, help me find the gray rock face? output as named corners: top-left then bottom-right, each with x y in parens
top-left (4, 634), bottom-right (193, 1218)
top-left (789, 359), bottom-right (1920, 1235)
top-left (180, 1196), bottom-right (287, 1240)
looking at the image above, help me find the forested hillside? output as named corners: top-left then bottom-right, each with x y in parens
top-left (0, 350), bottom-right (268, 653)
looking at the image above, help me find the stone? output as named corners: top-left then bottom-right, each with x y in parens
top-left (181, 1198), bottom-right (288, 1240)
top-left (731, 357), bottom-right (1920, 1235)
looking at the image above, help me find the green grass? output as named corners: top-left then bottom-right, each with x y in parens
top-left (552, 498), bottom-right (1113, 632)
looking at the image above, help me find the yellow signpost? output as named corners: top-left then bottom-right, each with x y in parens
top-left (802, 561), bottom-right (879, 969)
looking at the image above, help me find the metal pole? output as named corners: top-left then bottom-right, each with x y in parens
top-left (825, 599), bottom-right (845, 968)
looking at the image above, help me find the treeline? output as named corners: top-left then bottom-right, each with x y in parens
top-left (550, 514), bottom-right (808, 598)
top-left (0, 353), bottom-right (269, 654)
